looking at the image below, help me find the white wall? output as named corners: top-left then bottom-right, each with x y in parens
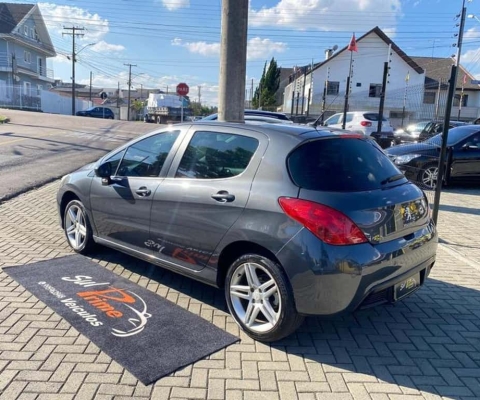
top-left (41, 90), bottom-right (91, 115)
top-left (284, 32), bottom-right (425, 114)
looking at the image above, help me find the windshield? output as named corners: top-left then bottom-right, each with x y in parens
top-left (426, 126), bottom-right (479, 146)
top-left (406, 121), bottom-right (429, 132)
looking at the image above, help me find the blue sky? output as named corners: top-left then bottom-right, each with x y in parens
top-left (22, 0), bottom-right (480, 104)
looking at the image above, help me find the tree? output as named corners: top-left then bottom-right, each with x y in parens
top-left (252, 57), bottom-right (281, 109)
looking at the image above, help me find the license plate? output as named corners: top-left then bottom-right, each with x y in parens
top-left (394, 272), bottom-right (420, 300)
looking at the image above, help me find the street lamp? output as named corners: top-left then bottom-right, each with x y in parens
top-left (71, 42), bottom-right (95, 115)
top-left (468, 14), bottom-right (480, 23)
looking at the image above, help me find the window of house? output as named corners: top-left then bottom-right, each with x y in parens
top-left (356, 82), bottom-right (362, 87)
top-left (369, 84), bottom-right (382, 98)
top-left (24, 51), bottom-right (31, 63)
top-left (326, 81), bottom-right (340, 96)
top-left (176, 131), bottom-right (259, 179)
top-left (33, 26), bottom-right (39, 40)
top-left (454, 94), bottom-right (468, 107)
top-left (24, 25), bottom-right (28, 36)
top-left (24, 82), bottom-right (31, 96)
top-left (116, 131), bottom-right (180, 177)
top-left (423, 92), bottom-right (436, 104)
top-left (37, 85), bottom-right (43, 95)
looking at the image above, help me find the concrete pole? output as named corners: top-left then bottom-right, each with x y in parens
top-left (218, 0), bottom-right (249, 122)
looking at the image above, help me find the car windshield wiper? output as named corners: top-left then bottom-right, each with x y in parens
top-left (381, 174), bottom-right (405, 185)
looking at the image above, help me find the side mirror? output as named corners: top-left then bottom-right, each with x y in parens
top-left (94, 163), bottom-right (112, 186)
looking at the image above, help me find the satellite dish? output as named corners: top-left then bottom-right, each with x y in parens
top-left (332, 45), bottom-right (338, 51)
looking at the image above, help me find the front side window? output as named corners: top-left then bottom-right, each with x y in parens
top-left (103, 150), bottom-right (125, 176)
top-left (117, 131), bottom-right (180, 177)
top-left (24, 51), bottom-right (31, 63)
top-left (325, 114), bottom-right (341, 125)
top-left (176, 131), bottom-right (259, 179)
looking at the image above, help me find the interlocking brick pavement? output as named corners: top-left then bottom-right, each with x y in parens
top-left (0, 181), bottom-right (480, 399)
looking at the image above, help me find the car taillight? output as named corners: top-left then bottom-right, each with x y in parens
top-left (278, 198), bottom-right (367, 245)
top-left (360, 121), bottom-right (372, 127)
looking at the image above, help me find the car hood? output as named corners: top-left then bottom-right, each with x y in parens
top-left (75, 162), bottom-right (96, 173)
top-left (385, 142), bottom-right (439, 156)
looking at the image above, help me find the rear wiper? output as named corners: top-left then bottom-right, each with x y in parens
top-left (381, 174), bottom-right (405, 185)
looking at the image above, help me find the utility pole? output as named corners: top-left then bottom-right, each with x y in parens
top-left (63, 26), bottom-right (84, 115)
top-left (89, 71), bottom-right (92, 103)
top-left (433, 0), bottom-right (467, 224)
top-left (218, 0), bottom-right (248, 122)
top-left (117, 82), bottom-right (120, 108)
top-left (198, 85), bottom-right (202, 107)
top-left (320, 67), bottom-right (330, 123)
top-left (250, 78), bottom-right (254, 108)
top-left (377, 44), bottom-right (392, 134)
top-left (124, 63), bottom-right (136, 121)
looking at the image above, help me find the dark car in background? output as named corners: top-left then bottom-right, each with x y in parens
top-left (418, 120), bottom-right (467, 142)
top-left (76, 107), bottom-right (115, 119)
top-left (394, 121), bottom-right (430, 145)
top-left (57, 122), bottom-right (437, 341)
top-left (386, 125), bottom-right (480, 189)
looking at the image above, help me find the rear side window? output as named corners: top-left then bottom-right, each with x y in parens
top-left (287, 138), bottom-right (402, 192)
top-left (363, 113), bottom-right (387, 122)
top-left (176, 131), bottom-right (259, 179)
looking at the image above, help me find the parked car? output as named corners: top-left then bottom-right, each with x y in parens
top-left (418, 120), bottom-right (467, 142)
top-left (393, 121), bottom-right (431, 145)
top-left (57, 122), bottom-right (438, 341)
top-left (202, 109), bottom-right (292, 122)
top-left (321, 111), bottom-right (395, 148)
top-left (76, 107), bottom-right (115, 119)
top-left (386, 125), bottom-right (480, 189)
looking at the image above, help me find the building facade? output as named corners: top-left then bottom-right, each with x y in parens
top-left (0, 3), bottom-right (56, 109)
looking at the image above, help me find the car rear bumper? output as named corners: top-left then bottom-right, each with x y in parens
top-left (276, 220), bottom-right (437, 315)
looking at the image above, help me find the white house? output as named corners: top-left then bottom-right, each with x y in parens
top-left (283, 26), bottom-right (426, 124)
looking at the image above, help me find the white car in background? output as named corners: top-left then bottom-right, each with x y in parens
top-left (322, 111), bottom-right (394, 136)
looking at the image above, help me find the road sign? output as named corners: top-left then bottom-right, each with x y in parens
top-left (176, 83), bottom-right (189, 97)
top-left (100, 92), bottom-right (108, 100)
top-left (471, 80), bottom-right (480, 85)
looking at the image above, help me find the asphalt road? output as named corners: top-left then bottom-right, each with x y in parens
top-left (0, 110), bottom-right (159, 202)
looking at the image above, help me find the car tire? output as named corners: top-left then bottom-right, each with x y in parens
top-left (418, 163), bottom-right (440, 190)
top-left (225, 254), bottom-right (304, 342)
top-left (64, 199), bottom-right (94, 254)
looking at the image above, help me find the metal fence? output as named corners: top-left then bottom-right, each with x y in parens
top-left (0, 84), bottom-right (91, 115)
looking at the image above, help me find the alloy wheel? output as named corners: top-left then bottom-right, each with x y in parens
top-left (421, 166), bottom-right (438, 189)
top-left (229, 262), bottom-right (281, 333)
top-left (65, 204), bottom-right (88, 250)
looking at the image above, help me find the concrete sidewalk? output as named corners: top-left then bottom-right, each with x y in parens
top-left (0, 181), bottom-right (480, 400)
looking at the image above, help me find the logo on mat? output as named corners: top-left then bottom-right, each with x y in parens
top-left (60, 275), bottom-right (152, 337)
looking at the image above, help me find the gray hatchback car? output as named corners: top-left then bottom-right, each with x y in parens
top-left (57, 122), bottom-right (438, 342)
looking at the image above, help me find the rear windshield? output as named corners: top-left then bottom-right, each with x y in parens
top-left (287, 138), bottom-right (403, 192)
top-left (363, 113), bottom-right (387, 122)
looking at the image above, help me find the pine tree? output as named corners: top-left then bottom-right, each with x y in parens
top-left (252, 58), bottom-right (281, 109)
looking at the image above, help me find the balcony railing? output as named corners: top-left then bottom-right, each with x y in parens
top-left (0, 52), bottom-right (54, 79)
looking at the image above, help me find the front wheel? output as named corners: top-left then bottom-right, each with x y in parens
top-left (225, 254), bottom-right (304, 342)
top-left (64, 199), bottom-right (94, 254)
top-left (418, 164), bottom-right (438, 190)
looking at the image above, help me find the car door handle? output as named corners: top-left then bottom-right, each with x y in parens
top-left (135, 187), bottom-right (151, 197)
top-left (211, 191), bottom-right (235, 203)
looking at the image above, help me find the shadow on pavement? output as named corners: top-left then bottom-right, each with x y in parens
top-left (439, 204), bottom-right (480, 216)
top-left (89, 246), bottom-right (480, 399)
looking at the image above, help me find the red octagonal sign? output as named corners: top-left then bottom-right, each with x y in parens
top-left (176, 82), bottom-right (189, 97)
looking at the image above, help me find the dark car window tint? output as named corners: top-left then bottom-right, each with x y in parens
top-left (363, 113), bottom-right (388, 122)
top-left (288, 138), bottom-right (403, 192)
top-left (176, 131), bottom-right (258, 179)
top-left (428, 126), bottom-right (480, 147)
top-left (104, 150), bottom-right (125, 176)
top-left (117, 131), bottom-right (180, 177)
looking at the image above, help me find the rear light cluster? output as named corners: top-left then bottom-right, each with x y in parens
top-left (360, 121), bottom-right (372, 127)
top-left (278, 198), bottom-right (367, 246)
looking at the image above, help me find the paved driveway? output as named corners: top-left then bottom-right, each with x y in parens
top-left (0, 182), bottom-right (480, 400)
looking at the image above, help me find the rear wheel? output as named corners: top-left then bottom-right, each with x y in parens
top-left (64, 200), bottom-right (94, 254)
top-left (225, 254), bottom-right (304, 342)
